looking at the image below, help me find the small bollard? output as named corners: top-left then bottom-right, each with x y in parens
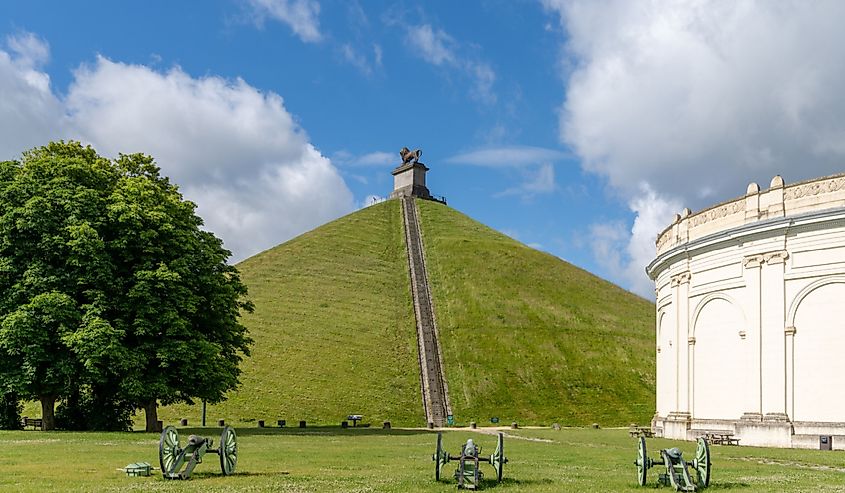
top-left (258, 420), bottom-right (265, 428)
top-left (180, 418), bottom-right (188, 426)
top-left (552, 423), bottom-right (561, 430)
top-left (299, 420), bottom-right (306, 428)
top-left (428, 421), bottom-right (434, 429)
top-left (218, 419), bottom-right (225, 427)
top-left (511, 422), bottom-right (519, 429)
top-left (342, 421), bottom-right (348, 428)
top-left (383, 421), bottom-right (391, 430)
top-left (470, 421), bottom-right (477, 429)
top-left (278, 419), bottom-right (286, 427)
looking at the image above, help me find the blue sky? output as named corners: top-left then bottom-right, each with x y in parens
top-left (3, 1), bottom-right (845, 297)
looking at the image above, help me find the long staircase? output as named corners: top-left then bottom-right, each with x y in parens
top-left (401, 196), bottom-right (452, 427)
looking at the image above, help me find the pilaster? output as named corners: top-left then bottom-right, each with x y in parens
top-left (761, 250), bottom-right (789, 421)
top-left (741, 254), bottom-right (764, 421)
top-left (785, 326), bottom-right (796, 420)
top-left (671, 271), bottom-right (691, 416)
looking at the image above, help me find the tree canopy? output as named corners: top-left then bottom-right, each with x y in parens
top-left (0, 141), bottom-right (252, 430)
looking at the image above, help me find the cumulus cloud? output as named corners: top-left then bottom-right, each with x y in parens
top-left (0, 34), bottom-right (64, 160)
top-left (247, 0), bottom-right (322, 43)
top-left (543, 0), bottom-right (845, 296)
top-left (0, 37), bottom-right (354, 262)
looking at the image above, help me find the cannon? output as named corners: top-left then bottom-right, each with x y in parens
top-left (634, 436), bottom-right (711, 491)
top-left (432, 432), bottom-right (508, 490)
top-left (159, 425), bottom-right (238, 479)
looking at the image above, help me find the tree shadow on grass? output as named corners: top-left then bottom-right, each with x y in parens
top-left (172, 426), bottom-right (437, 438)
top-left (704, 482), bottom-right (752, 489)
top-left (175, 471), bottom-right (290, 480)
top-left (487, 477), bottom-right (555, 488)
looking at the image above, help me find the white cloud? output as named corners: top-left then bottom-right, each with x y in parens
top-left (332, 150), bottom-right (395, 167)
top-left (408, 24), bottom-right (455, 66)
top-left (468, 61), bottom-right (496, 105)
top-left (340, 43), bottom-right (382, 76)
top-left (495, 163), bottom-right (557, 199)
top-left (447, 146), bottom-right (569, 167)
top-left (588, 186), bottom-right (680, 297)
top-left (6, 32), bottom-right (49, 67)
top-left (0, 38), bottom-right (354, 263)
top-left (247, 0), bottom-right (322, 43)
top-left (544, 0), bottom-right (845, 295)
top-left (402, 22), bottom-right (497, 105)
top-left (0, 34), bottom-right (64, 160)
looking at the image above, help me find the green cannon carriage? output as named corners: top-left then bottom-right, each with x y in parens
top-left (432, 432), bottom-right (508, 490)
top-left (159, 425), bottom-right (238, 479)
top-left (634, 436), bottom-right (711, 491)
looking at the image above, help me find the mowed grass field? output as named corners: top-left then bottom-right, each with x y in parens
top-left (2, 427), bottom-right (844, 492)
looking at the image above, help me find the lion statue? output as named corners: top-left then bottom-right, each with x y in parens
top-left (400, 147), bottom-right (422, 164)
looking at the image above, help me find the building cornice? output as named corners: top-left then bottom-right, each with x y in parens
top-left (647, 206), bottom-right (845, 279)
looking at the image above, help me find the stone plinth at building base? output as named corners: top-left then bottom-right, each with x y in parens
top-left (653, 414), bottom-right (845, 449)
top-left (660, 413), bottom-right (691, 440)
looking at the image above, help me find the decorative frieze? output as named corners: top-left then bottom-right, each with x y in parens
top-left (784, 176), bottom-right (845, 200)
top-left (688, 199), bottom-right (746, 227)
top-left (656, 229), bottom-right (673, 250)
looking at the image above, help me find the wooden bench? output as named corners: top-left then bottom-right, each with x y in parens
top-left (704, 432), bottom-right (740, 445)
top-left (22, 418), bottom-right (42, 430)
top-left (629, 426), bottom-right (654, 438)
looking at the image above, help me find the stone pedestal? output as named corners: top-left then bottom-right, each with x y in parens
top-left (390, 162), bottom-right (431, 199)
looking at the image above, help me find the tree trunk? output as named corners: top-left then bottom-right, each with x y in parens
top-left (39, 395), bottom-right (56, 431)
top-left (144, 399), bottom-right (159, 432)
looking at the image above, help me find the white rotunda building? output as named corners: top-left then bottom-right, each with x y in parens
top-left (648, 173), bottom-right (845, 449)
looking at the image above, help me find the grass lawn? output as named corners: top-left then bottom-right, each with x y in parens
top-left (2, 427), bottom-right (843, 492)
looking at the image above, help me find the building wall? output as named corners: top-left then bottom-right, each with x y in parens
top-left (649, 173), bottom-right (845, 448)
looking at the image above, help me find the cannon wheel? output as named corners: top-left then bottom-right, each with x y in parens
top-left (159, 426), bottom-right (180, 477)
top-left (636, 437), bottom-right (648, 486)
top-left (219, 426), bottom-right (238, 475)
top-left (492, 432), bottom-right (505, 482)
top-left (695, 437), bottom-right (711, 488)
top-left (434, 432), bottom-right (443, 481)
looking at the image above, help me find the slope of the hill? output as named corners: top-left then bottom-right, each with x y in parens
top-left (417, 200), bottom-right (655, 426)
top-left (158, 198), bottom-right (655, 428)
top-left (160, 199), bottom-right (422, 426)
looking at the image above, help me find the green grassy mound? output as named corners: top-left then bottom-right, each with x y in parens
top-left (417, 200), bottom-right (655, 426)
top-left (156, 198), bottom-right (654, 427)
top-left (161, 199), bottom-right (421, 426)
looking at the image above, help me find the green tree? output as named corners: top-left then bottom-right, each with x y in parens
top-left (0, 142), bottom-right (252, 430)
top-left (106, 153), bottom-right (253, 431)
